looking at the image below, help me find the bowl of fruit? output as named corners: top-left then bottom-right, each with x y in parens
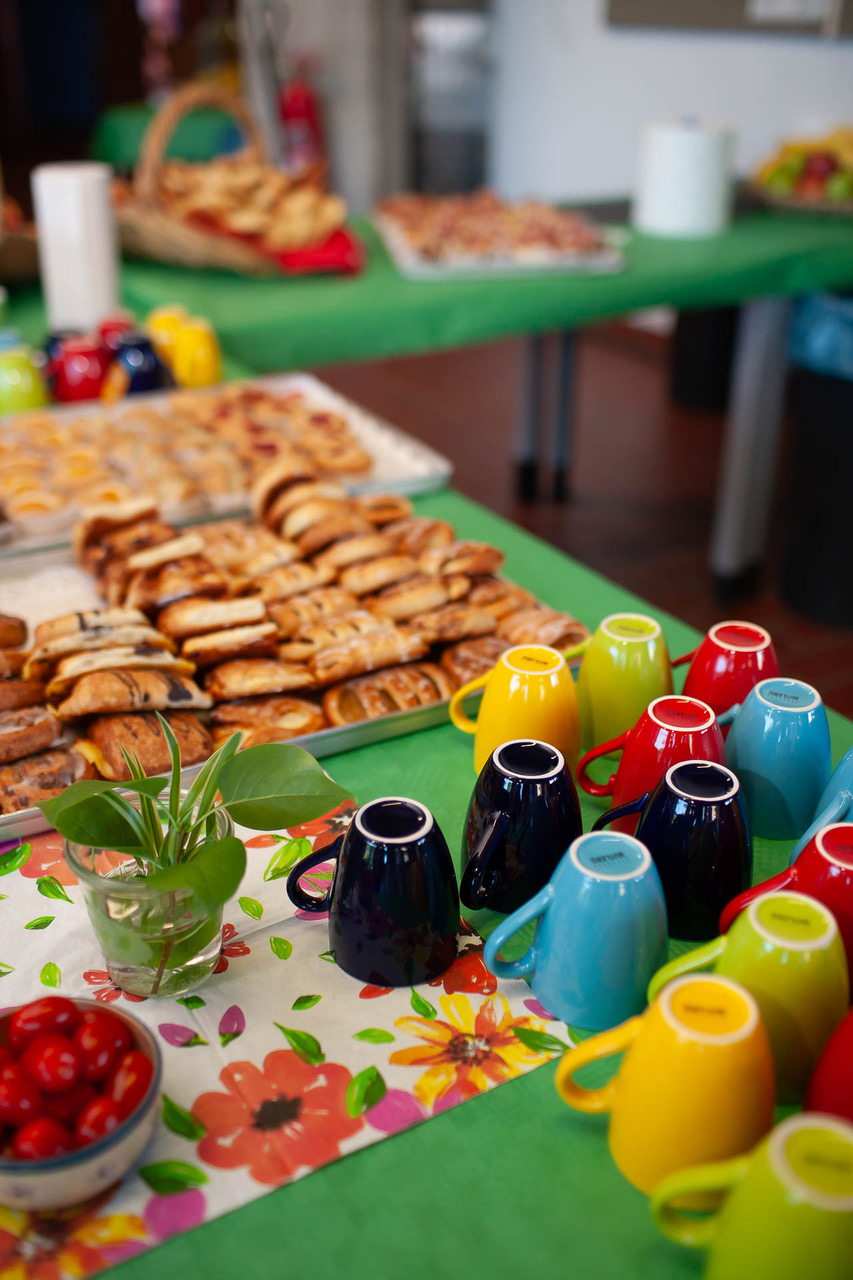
top-left (752, 128), bottom-right (853, 213)
top-left (0, 996), bottom-right (161, 1210)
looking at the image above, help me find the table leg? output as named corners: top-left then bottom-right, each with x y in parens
top-left (709, 296), bottom-right (792, 591)
top-left (516, 334), bottom-right (544, 502)
top-left (554, 329), bottom-right (575, 501)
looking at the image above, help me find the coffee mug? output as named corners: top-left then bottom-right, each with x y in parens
top-left (806, 1007), bottom-right (853, 1124)
top-left (286, 796), bottom-right (459, 986)
top-left (650, 1113), bottom-right (853, 1280)
top-left (554, 974), bottom-right (776, 1195)
top-left (0, 347), bottom-right (48, 414)
top-left (173, 317), bottom-right (222, 388)
top-left (790, 743), bottom-right (853, 863)
top-left (461, 739), bottom-right (582, 914)
top-left (593, 759), bottom-right (752, 940)
top-left (449, 643), bottom-right (583, 774)
top-left (577, 695), bottom-right (726, 832)
top-left (576, 612), bottom-right (673, 751)
top-left (720, 822), bottom-right (853, 972)
top-left (672, 620), bottom-right (779, 720)
top-left (648, 890), bottom-right (849, 1102)
top-left (483, 831), bottom-right (667, 1030)
top-left (724, 678), bottom-right (831, 840)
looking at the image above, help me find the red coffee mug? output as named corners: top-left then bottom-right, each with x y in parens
top-left (53, 337), bottom-right (109, 402)
top-left (672, 620), bottom-right (779, 720)
top-left (805, 1007), bottom-right (853, 1124)
top-left (576, 695), bottom-right (726, 833)
top-left (719, 822), bottom-right (853, 970)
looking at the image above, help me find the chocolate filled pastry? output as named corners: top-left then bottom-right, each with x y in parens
top-left (338, 554), bottom-right (419, 597)
top-left (383, 516), bottom-right (455, 557)
top-left (123, 556), bottom-right (230, 613)
top-left (84, 519), bottom-right (178, 576)
top-left (366, 572), bottom-right (470, 623)
top-left (0, 679), bottom-right (46, 711)
top-left (419, 540), bottom-right (505, 578)
top-left (158, 596), bottom-right (267, 640)
top-left (75, 711), bottom-right (212, 782)
top-left (249, 561), bottom-right (336, 604)
top-left (0, 706), bottom-right (62, 766)
top-left (467, 578), bottom-right (538, 621)
top-left (313, 532), bottom-right (394, 573)
top-left (24, 625), bottom-right (175, 681)
top-left (211, 695), bottom-right (328, 747)
top-left (497, 607), bottom-right (590, 650)
top-left (72, 498), bottom-right (159, 567)
top-left (322, 662), bottom-right (455, 726)
top-left (182, 622), bottom-right (279, 668)
top-left (279, 610), bottom-right (391, 662)
top-left (0, 613), bottom-right (27, 649)
top-left (33, 607), bottom-right (149, 648)
top-left (0, 747), bottom-right (98, 814)
top-left (45, 647), bottom-right (196, 701)
top-left (295, 512), bottom-right (372, 558)
top-left (251, 460), bottom-right (317, 526)
top-left (440, 635), bottom-right (509, 687)
top-left (267, 587), bottom-right (358, 638)
top-left (411, 604), bottom-right (497, 645)
top-left (352, 493), bottom-right (414, 527)
top-left (205, 658), bottom-right (315, 701)
top-left (309, 627), bottom-right (428, 686)
top-left (54, 669), bottom-right (211, 720)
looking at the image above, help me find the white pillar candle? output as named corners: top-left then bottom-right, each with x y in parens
top-left (31, 162), bottom-right (120, 330)
top-left (633, 120), bottom-right (734, 239)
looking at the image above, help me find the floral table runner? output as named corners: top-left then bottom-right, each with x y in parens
top-left (0, 803), bottom-right (574, 1280)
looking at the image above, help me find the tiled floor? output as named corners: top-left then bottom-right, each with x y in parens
top-left (315, 326), bottom-right (853, 719)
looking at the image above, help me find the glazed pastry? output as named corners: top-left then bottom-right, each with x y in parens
top-left (279, 611), bottom-right (392, 662)
top-left (72, 498), bottom-right (159, 566)
top-left (0, 614), bottom-right (27, 649)
top-left (309, 627), bottom-right (428, 686)
top-left (33, 608), bottom-right (148, 647)
top-left (0, 680), bottom-right (47, 712)
top-left (383, 517), bottom-right (455, 557)
top-left (440, 635), bottom-right (509, 686)
top-left (45, 647), bottom-right (196, 700)
top-left (204, 658), bottom-right (315, 701)
top-left (0, 706), bottom-right (62, 766)
top-left (122, 532), bottom-right (206, 574)
top-left (0, 748), bottom-right (97, 814)
top-left (366, 573), bottom-right (470, 623)
top-left (411, 604), bottom-right (497, 645)
top-left (497, 607), bottom-right (590, 650)
top-left (322, 662), bottom-right (455, 726)
top-left (158, 595), bottom-right (267, 640)
top-left (251, 459), bottom-right (317, 525)
top-left (182, 622), bottom-right (279, 668)
top-left (187, 519), bottom-right (287, 573)
top-left (233, 540), bottom-right (301, 582)
top-left (211, 695), bottom-right (328, 747)
top-left (338, 554), bottom-right (419, 597)
top-left (281, 499), bottom-right (354, 542)
top-left (313, 532), bottom-right (394, 572)
top-left (266, 481), bottom-right (347, 527)
top-left (75, 711), bottom-right (212, 782)
top-left (54, 670), bottom-right (211, 720)
top-left (296, 512), bottom-right (372, 558)
top-left (267, 587), bottom-right (359, 638)
top-left (24, 625), bottom-right (175, 680)
top-left (419, 540), bottom-right (505, 578)
top-left (352, 493), bottom-right (414, 526)
top-left (123, 556), bottom-right (230, 613)
top-left (250, 561), bottom-right (336, 604)
top-left (83, 519), bottom-right (178, 576)
top-left (467, 578), bottom-right (538, 621)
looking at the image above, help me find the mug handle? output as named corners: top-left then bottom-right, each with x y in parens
top-left (286, 836), bottom-right (342, 912)
top-left (650, 1154), bottom-right (751, 1249)
top-left (460, 812), bottom-right (509, 908)
top-left (718, 866), bottom-right (795, 934)
top-left (788, 790), bottom-right (853, 865)
top-left (576, 731), bottom-right (629, 798)
top-left (554, 1016), bottom-right (642, 1114)
top-left (646, 935), bottom-right (727, 1004)
top-left (483, 883), bottom-right (554, 980)
top-left (592, 790), bottom-right (651, 832)
top-left (671, 646), bottom-right (697, 669)
top-left (448, 670), bottom-right (491, 735)
top-left (716, 702), bottom-right (740, 728)
top-left (564, 638), bottom-right (591, 663)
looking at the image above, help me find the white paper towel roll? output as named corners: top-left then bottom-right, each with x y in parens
top-left (31, 162), bottom-right (119, 331)
top-left (633, 120), bottom-right (734, 239)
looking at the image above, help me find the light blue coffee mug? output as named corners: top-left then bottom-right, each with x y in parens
top-left (483, 831), bottom-right (668, 1031)
top-left (790, 744), bottom-right (853, 864)
top-left (724, 678), bottom-right (831, 841)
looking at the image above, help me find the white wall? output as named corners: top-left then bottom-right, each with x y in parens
top-left (489, 0), bottom-right (853, 201)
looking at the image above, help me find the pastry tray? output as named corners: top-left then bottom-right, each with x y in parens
top-left (0, 372), bottom-right (453, 566)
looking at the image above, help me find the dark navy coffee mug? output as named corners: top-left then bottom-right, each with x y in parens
top-left (286, 796), bottom-right (460, 986)
top-left (461, 739), bottom-right (582, 914)
top-left (593, 759), bottom-right (752, 941)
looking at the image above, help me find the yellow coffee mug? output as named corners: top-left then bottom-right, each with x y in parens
top-left (577, 611), bottom-right (673, 751)
top-left (146, 305), bottom-right (188, 367)
top-left (172, 317), bottom-right (222, 388)
top-left (554, 973), bottom-right (776, 1196)
top-left (449, 643), bottom-right (583, 774)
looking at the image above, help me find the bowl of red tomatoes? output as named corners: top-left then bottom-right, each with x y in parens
top-left (0, 996), bottom-right (161, 1210)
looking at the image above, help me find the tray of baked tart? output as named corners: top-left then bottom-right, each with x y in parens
top-left (0, 468), bottom-right (590, 839)
top-left (0, 373), bottom-right (453, 561)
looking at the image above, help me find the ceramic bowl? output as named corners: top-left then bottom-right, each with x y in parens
top-left (0, 998), bottom-right (162, 1210)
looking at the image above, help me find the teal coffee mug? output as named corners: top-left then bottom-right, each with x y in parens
top-left (790, 743), bottom-right (853, 863)
top-left (483, 831), bottom-right (668, 1030)
top-left (724, 678), bottom-right (831, 841)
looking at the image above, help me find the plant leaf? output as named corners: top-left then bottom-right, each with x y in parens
top-left (162, 1095), bottom-right (205, 1140)
top-left (346, 1066), bottom-right (387, 1118)
top-left (263, 837), bottom-right (311, 882)
top-left (318, 949), bottom-right (336, 964)
top-left (139, 1161), bottom-right (208, 1196)
top-left (0, 843), bottom-right (30, 876)
top-left (40, 962), bottom-right (61, 988)
top-left (0, 962), bottom-right (14, 978)
top-left (511, 1026), bottom-right (571, 1055)
top-left (217, 744), bottom-right (353, 830)
top-left (353, 1028), bottom-right (395, 1044)
top-left (176, 995), bottom-right (206, 1010)
top-left (24, 916), bottom-right (54, 931)
top-left (410, 990), bottom-right (436, 1019)
top-left (275, 1024), bottom-right (324, 1064)
top-left (269, 936), bottom-right (292, 960)
top-left (291, 994), bottom-right (321, 1011)
top-left (238, 896), bottom-right (263, 921)
top-left (144, 836), bottom-right (247, 910)
top-left (36, 877), bottom-right (73, 904)
top-left (39, 778), bottom-right (164, 852)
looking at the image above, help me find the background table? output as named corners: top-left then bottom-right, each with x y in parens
top-left (96, 488), bottom-right (850, 1280)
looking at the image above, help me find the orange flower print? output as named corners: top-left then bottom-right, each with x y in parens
top-left (286, 800), bottom-right (357, 852)
top-left (428, 921), bottom-right (497, 996)
top-left (192, 1049), bottom-right (363, 1186)
top-left (214, 923), bottom-right (251, 974)
top-left (0, 1200), bottom-right (147, 1280)
top-left (18, 832), bottom-right (77, 886)
top-left (83, 971), bottom-right (146, 1004)
top-left (390, 993), bottom-right (552, 1108)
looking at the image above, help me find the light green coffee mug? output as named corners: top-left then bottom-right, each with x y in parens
top-left (651, 1113), bottom-right (853, 1280)
top-left (647, 890), bottom-right (849, 1103)
top-left (576, 612), bottom-right (673, 752)
top-left (0, 346), bottom-right (48, 414)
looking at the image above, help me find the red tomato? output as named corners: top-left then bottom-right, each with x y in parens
top-left (0, 1065), bottom-right (43, 1126)
top-left (21, 1034), bottom-right (82, 1094)
top-left (73, 1010), bottom-right (132, 1083)
top-left (8, 998), bottom-right (80, 1051)
top-left (12, 1117), bottom-right (73, 1161)
top-left (106, 1051), bottom-right (154, 1119)
top-left (0, 1048), bottom-right (13, 1070)
top-left (43, 1082), bottom-right (98, 1127)
top-left (75, 1096), bottom-right (123, 1146)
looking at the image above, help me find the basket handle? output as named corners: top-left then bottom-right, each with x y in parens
top-left (133, 83), bottom-right (267, 205)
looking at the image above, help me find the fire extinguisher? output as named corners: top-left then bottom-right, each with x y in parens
top-left (279, 56), bottom-right (325, 171)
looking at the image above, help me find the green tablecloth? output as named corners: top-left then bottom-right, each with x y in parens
top-left (108, 488), bottom-right (851, 1280)
top-left (90, 104), bottom-right (241, 174)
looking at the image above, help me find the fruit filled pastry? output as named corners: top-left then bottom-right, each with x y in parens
top-left (204, 658), bottom-right (315, 701)
top-left (74, 711), bottom-right (212, 781)
top-left (182, 622), bottom-right (279, 667)
top-left (0, 747), bottom-right (97, 814)
top-left (323, 662), bottom-right (456, 726)
top-left (278, 610), bottom-right (392, 662)
top-left (0, 706), bottom-right (63, 766)
top-left (211, 695), bottom-right (328, 748)
top-left (418, 540), bottom-right (505, 578)
top-left (440, 635), bottom-right (510, 686)
top-left (266, 587), bottom-right (359, 638)
top-left (53, 670), bottom-right (211, 720)
top-left (366, 573), bottom-right (470, 622)
top-left (309, 627), bottom-right (429, 686)
top-left (410, 603), bottom-right (497, 645)
top-left (467, 578), bottom-right (538, 620)
top-left (383, 516), bottom-right (455, 557)
top-left (497, 606), bottom-right (590, 650)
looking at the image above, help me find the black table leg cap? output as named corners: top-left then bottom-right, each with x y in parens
top-left (713, 564), bottom-right (761, 607)
top-left (516, 461), bottom-right (538, 502)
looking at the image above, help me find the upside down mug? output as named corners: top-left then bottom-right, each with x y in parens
top-left (672, 620), bottom-right (779, 720)
top-left (576, 612), bottom-right (673, 751)
top-left (789, 742), bottom-right (853, 862)
top-left (650, 1113), bottom-right (853, 1280)
top-left (806, 1006), bottom-right (853, 1124)
top-left (554, 974), bottom-right (776, 1195)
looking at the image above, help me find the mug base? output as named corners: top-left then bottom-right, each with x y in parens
top-left (332, 937), bottom-right (458, 988)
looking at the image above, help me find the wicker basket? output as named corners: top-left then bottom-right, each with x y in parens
top-left (747, 179), bottom-right (853, 218)
top-left (115, 83), bottom-right (282, 276)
